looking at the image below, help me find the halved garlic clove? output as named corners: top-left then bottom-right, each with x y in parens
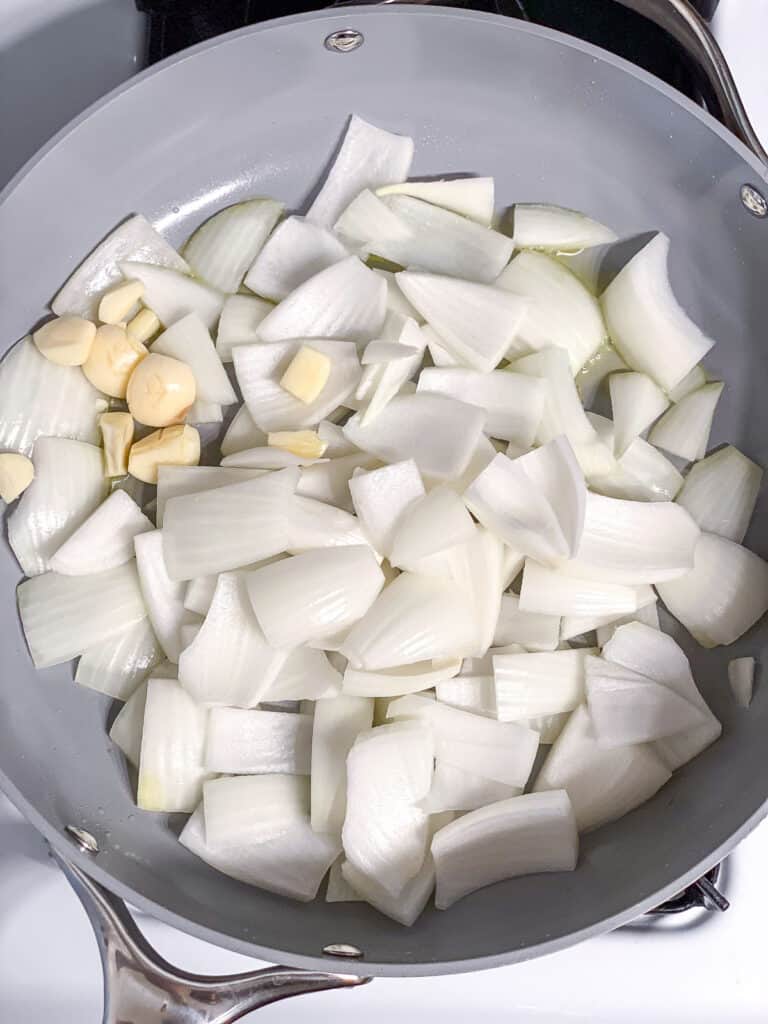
top-left (126, 352), bottom-right (196, 427)
top-left (32, 316), bottom-right (96, 366)
top-left (99, 411), bottom-right (135, 476)
top-left (267, 430), bottom-right (328, 460)
top-left (127, 424), bottom-right (200, 484)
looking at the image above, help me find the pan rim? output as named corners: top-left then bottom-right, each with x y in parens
top-left (1, 4), bottom-right (767, 976)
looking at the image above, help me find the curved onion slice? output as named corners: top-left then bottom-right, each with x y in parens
top-left (389, 486), bottom-right (475, 571)
top-left (0, 337), bottom-right (103, 455)
top-left (377, 177), bottom-right (494, 225)
top-left (310, 695), bottom-right (374, 834)
top-left (359, 319), bottom-right (426, 426)
top-left (233, 339), bottom-right (361, 432)
top-left (349, 459), bottom-right (425, 556)
top-left (534, 706), bottom-right (671, 832)
top-left (220, 404), bottom-right (267, 456)
top-left (396, 272), bottom-right (526, 371)
top-left (563, 491), bottom-right (699, 584)
top-left (493, 649), bottom-right (590, 721)
top-left (215, 294), bottom-right (273, 362)
top-left (246, 546), bottom-right (385, 649)
top-left (342, 722), bottom-right (434, 897)
top-left (509, 347), bottom-right (597, 450)
top-left (183, 199), bottom-right (283, 293)
top-left (511, 204), bottom-right (617, 252)
top-left (203, 774), bottom-right (309, 847)
top-left (729, 657), bottom-right (755, 708)
top-left (296, 452), bottom-right (378, 511)
top-left (161, 469), bottom-right (299, 581)
top-left (76, 617), bottom-right (162, 700)
top-left (422, 761), bottom-right (520, 814)
top-left (119, 262), bottom-right (224, 330)
top-left (586, 413), bottom-right (683, 502)
top-left (335, 188), bottom-right (412, 252)
top-left (178, 572), bottom-right (288, 706)
top-left (648, 382), bottom-right (723, 461)
top-left (152, 313), bottom-right (236, 405)
top-left (608, 371), bottom-right (669, 455)
top-left (52, 214), bottom-right (189, 319)
top-left (156, 465), bottom-right (267, 525)
top-left (255, 257), bottom-right (386, 344)
top-left (496, 251), bottom-right (606, 372)
top-left (180, 805), bottom-right (339, 902)
top-left (657, 533), bottom-right (768, 648)
top-left (17, 562), bottom-right (146, 669)
top-left (595, 601), bottom-right (661, 648)
top-left (432, 790), bottom-right (578, 909)
top-left (435, 674), bottom-right (497, 717)
top-left (417, 367), bottom-right (546, 446)
top-left (668, 363), bottom-right (707, 402)
top-left (264, 647), bottom-right (342, 702)
top-left (285, 495), bottom-right (370, 553)
top-left (344, 393), bottom-right (486, 481)
top-left (601, 234), bottom-right (714, 391)
top-left (676, 445), bottom-right (762, 543)
top-left (306, 115), bottom-right (414, 228)
top-left (134, 529), bottom-right (188, 663)
top-left (519, 559), bottom-right (654, 618)
top-left (493, 593), bottom-right (560, 651)
top-left (49, 490), bottom-right (152, 575)
top-left (343, 658), bottom-right (461, 698)
top-left (9, 437), bottom-right (106, 576)
top-left (246, 216), bottom-right (349, 301)
top-left (341, 571), bottom-right (477, 671)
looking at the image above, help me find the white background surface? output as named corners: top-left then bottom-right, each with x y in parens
top-left (1, 2), bottom-right (768, 1021)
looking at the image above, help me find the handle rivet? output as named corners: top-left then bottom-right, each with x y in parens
top-left (740, 184), bottom-right (767, 218)
top-left (325, 29), bottom-right (364, 53)
top-left (322, 943), bottom-right (364, 958)
top-left (65, 825), bottom-right (99, 854)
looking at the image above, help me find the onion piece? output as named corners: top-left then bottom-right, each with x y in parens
top-left (648, 382), bottom-right (724, 461)
top-left (109, 678), bottom-right (148, 766)
top-left (245, 215), bottom-right (349, 301)
top-left (234, 339), bottom-right (361, 431)
top-left (264, 647), bottom-right (343, 702)
top-left (137, 677), bottom-right (210, 812)
top-left (576, 343), bottom-right (628, 409)
top-left (178, 572), bottom-right (287, 706)
top-left (296, 452), bottom-right (378, 511)
top-left (183, 575), bottom-right (218, 617)
top-left (222, 447), bottom-right (324, 470)
top-left (151, 313), bottom-right (236, 405)
top-left (119, 262), bottom-right (224, 330)
top-left (676, 445), bottom-right (762, 543)
top-left (161, 468), bottom-right (299, 580)
top-left (156, 465), bottom-right (267, 525)
top-left (335, 188), bottom-right (412, 252)
top-left (9, 437), bottom-right (107, 576)
top-left (601, 234), bottom-right (714, 391)
top-left (387, 694), bottom-right (539, 788)
top-left (219, 404), bottom-right (267, 456)
top-left (586, 413), bottom-right (683, 501)
top-left (49, 490), bottom-right (152, 575)
top-left (0, 337), bottom-right (103, 455)
top-left (76, 617), bottom-right (162, 700)
top-left (349, 459), bottom-right (425, 557)
top-left (134, 530), bottom-right (190, 663)
top-left (432, 790), bottom-right (578, 909)
top-left (343, 658), bottom-right (461, 698)
top-left (310, 695), bottom-right (374, 834)
top-left (344, 393), bottom-right (486, 481)
top-left (183, 199), bottom-right (283, 293)
top-left (246, 546), bottom-right (385, 649)
top-left (306, 115), bottom-right (414, 228)
top-left (668, 363), bottom-right (707, 402)
top-left (215, 294), bottom-right (273, 362)
top-left (562, 491), bottom-right (699, 584)
top-left (256, 257), bottom-right (386, 344)
top-left (657, 533), bottom-right (768, 648)
top-left (493, 649), bottom-right (590, 720)
top-left (533, 706), bottom-right (671, 831)
top-left (519, 559), bottom-right (654, 618)
top-left (595, 601), bottom-right (661, 648)
top-left (373, 268), bottom-right (424, 322)
top-left (52, 214), bottom-right (189, 319)
top-left (608, 372), bottom-right (669, 456)
top-left (511, 204), bottom-right (617, 251)
top-left (375, 195), bottom-right (514, 283)
top-left (561, 590), bottom-right (657, 642)
top-left (389, 486), bottom-right (475, 571)
top-left (493, 594), bottom-right (560, 651)
top-left (203, 774), bottom-right (309, 847)
top-left (585, 654), bottom-right (706, 747)
top-left (509, 347), bottom-right (597, 450)
top-left (496, 251), bottom-right (606, 372)
top-left (285, 494), bottom-right (370, 553)
top-left (342, 721), bottom-right (434, 896)
top-left (341, 571), bottom-right (477, 670)
top-left (422, 761), bottom-right (520, 814)
top-left (317, 419), bottom-right (359, 458)
top-left (377, 177), bottom-right (494, 225)
top-left (325, 859), bottom-right (363, 903)
top-left (729, 657), bottom-right (756, 708)
top-left (180, 805), bottom-right (339, 901)
top-left (422, 323), bottom-right (458, 368)
top-left (396, 272), bottom-right (526, 371)
top-left (417, 367), bottom-right (546, 447)
top-left (435, 674), bottom-right (497, 717)
top-left (359, 319), bottom-right (426, 426)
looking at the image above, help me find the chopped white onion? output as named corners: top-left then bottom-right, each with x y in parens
top-left (245, 215), bottom-right (349, 301)
top-left (586, 413), bottom-right (683, 502)
top-left (359, 318), bottom-right (426, 426)
top-left (183, 199), bottom-right (283, 293)
top-left (511, 204), bottom-right (617, 252)
top-left (435, 674), bottom-right (497, 717)
top-left (349, 459), bottom-right (425, 557)
top-left (493, 649), bottom-right (590, 720)
top-left (119, 262), bottom-right (224, 330)
top-left (595, 601), bottom-right (661, 648)
top-left (648, 382), bottom-right (724, 461)
top-left (389, 486), bottom-right (475, 571)
top-left (576, 343), bottom-right (628, 409)
top-left (334, 188), bottom-right (412, 252)
top-left (109, 678), bottom-right (148, 766)
top-left (49, 490), bottom-right (152, 575)
top-left (729, 657), bottom-right (755, 708)
top-left (18, 563), bottom-right (146, 668)
top-left (9, 437), bottom-right (107, 576)
top-left (264, 646), bottom-right (343, 702)
top-left (519, 559), bottom-right (654, 618)
top-left (342, 658), bottom-right (461, 698)
top-left (215, 294), bottom-right (273, 362)
top-left (152, 313), bottom-right (236, 405)
top-left (219, 404), bottom-right (267, 456)
top-left (222, 447), bottom-right (324, 470)
top-left (183, 575), bottom-right (218, 617)
top-left (601, 234), bottom-right (714, 391)
top-left (310, 695), bottom-right (374, 834)
top-left (493, 593), bottom-right (560, 651)
top-left (422, 761), bottom-right (520, 814)
top-left (377, 177), bottom-right (494, 225)
top-left (156, 465), bottom-right (267, 525)
top-left (134, 529), bottom-right (189, 662)
top-left (296, 452), bottom-right (378, 511)
top-left (203, 774), bottom-right (309, 847)
top-left (510, 347), bottom-right (597, 450)
top-left (432, 790), bottom-right (578, 909)
top-left (284, 494), bottom-right (369, 554)
top-left (76, 617), bottom-right (162, 700)
top-left (608, 371), bottom-right (669, 456)
top-left (676, 445), bottom-right (762, 543)
top-left (668, 363), bottom-right (707, 402)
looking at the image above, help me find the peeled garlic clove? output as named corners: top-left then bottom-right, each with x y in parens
top-left (99, 412), bottom-right (135, 476)
top-left (127, 424), bottom-right (200, 484)
top-left (98, 279), bottom-right (145, 325)
top-left (32, 316), bottom-right (96, 366)
top-left (279, 345), bottom-right (332, 404)
top-left (267, 430), bottom-right (327, 459)
top-left (126, 308), bottom-right (161, 344)
top-left (0, 452), bottom-right (34, 502)
top-left (83, 324), bottom-right (148, 398)
top-left (126, 352), bottom-right (196, 427)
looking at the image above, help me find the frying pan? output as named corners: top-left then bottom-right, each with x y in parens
top-left (1, 1), bottom-right (767, 1019)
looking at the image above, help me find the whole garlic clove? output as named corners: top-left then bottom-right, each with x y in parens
top-left (126, 352), bottom-right (196, 427)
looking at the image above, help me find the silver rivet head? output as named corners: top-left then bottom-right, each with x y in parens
top-left (324, 29), bottom-right (364, 53)
top-left (740, 184), bottom-right (767, 218)
top-left (322, 943), bottom-right (364, 959)
top-left (65, 825), bottom-right (99, 854)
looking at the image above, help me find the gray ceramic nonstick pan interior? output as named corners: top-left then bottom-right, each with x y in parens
top-left (1, 0), bottom-right (768, 1005)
